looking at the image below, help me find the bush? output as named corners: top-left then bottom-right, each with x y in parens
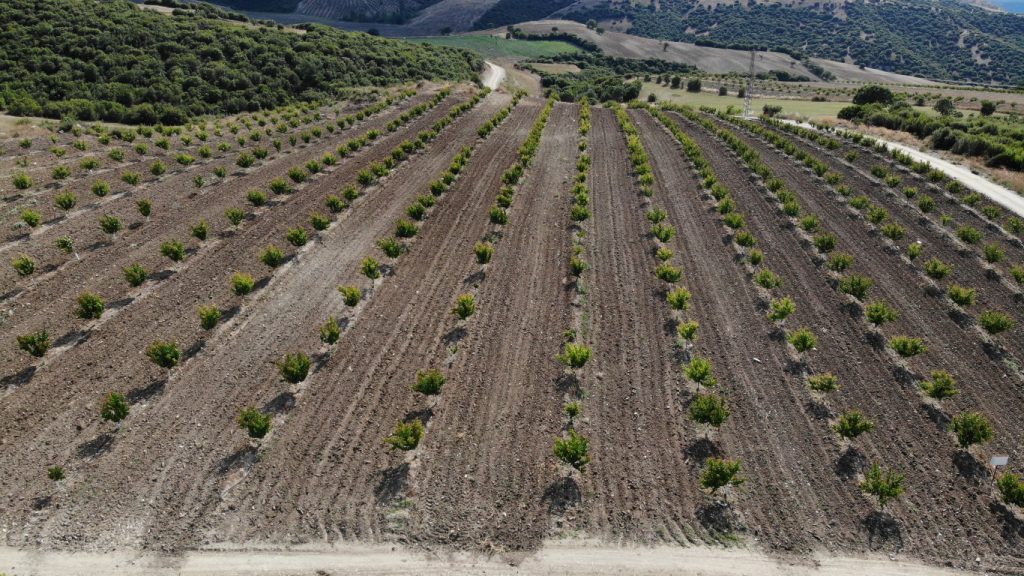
top-left (755, 269), bottom-right (782, 289)
top-left (651, 223), bottom-right (676, 243)
top-left (951, 411), bottom-right (994, 449)
top-left (395, 219), bottom-right (418, 238)
top-left (123, 263), bottom-right (148, 287)
top-left (979, 310), bottom-right (1013, 335)
top-left (787, 327), bottom-right (817, 353)
top-left (277, 352), bottom-right (311, 383)
top-left (997, 473), bottom-right (1024, 507)
top-left (231, 272), bottom-right (255, 295)
top-left (122, 171), bottom-right (141, 185)
top-left (813, 233), bottom-right (837, 253)
top-left (47, 466), bottom-right (65, 482)
top-left (146, 340), bottom-right (180, 369)
top-left (654, 263), bottom-right (683, 284)
top-left (983, 243), bottom-right (1005, 264)
top-left (923, 258), bottom-right (952, 280)
top-left (311, 213), bottom-right (331, 232)
top-left (225, 207), bottom-right (246, 227)
top-left (361, 257), bottom-right (381, 279)
top-left (865, 301), bottom-right (898, 325)
top-left (946, 284), bottom-right (976, 307)
top-left (907, 242), bottom-right (923, 260)
top-left (161, 240), bottom-right (186, 262)
top-left (826, 252), bottom-right (853, 272)
top-left (17, 330), bottom-right (50, 357)
top-left (748, 248), bottom-right (764, 265)
top-left (337, 285), bottom-right (362, 307)
top-left (190, 220), bottom-right (209, 241)
top-left (860, 463), bottom-right (904, 510)
top-left (12, 172), bottom-right (32, 190)
top-left (880, 223), bottom-right (905, 241)
top-left (799, 216), bottom-right (819, 233)
top-left (412, 368), bottom-right (446, 395)
top-left (52, 166), bottom-right (71, 180)
top-left (406, 203), bottom-right (426, 221)
top-left (357, 169), bottom-right (374, 186)
top-left (700, 457), bottom-right (744, 494)
top-left (685, 356), bottom-right (716, 388)
top-left (320, 316), bottom-right (341, 345)
top-left (553, 429), bottom-right (591, 472)
top-left (690, 394), bottom-right (729, 435)
top-left (956, 226), bottom-right (982, 244)
top-left (489, 207), bottom-right (508, 225)
top-left (647, 208), bottom-right (667, 224)
top-left (767, 297), bottom-right (796, 322)
top-left (570, 204), bottom-right (590, 222)
top-left (325, 195), bottom-right (346, 213)
top-left (236, 153), bottom-right (255, 169)
top-left (92, 180), bottom-right (110, 197)
top-left (677, 320), bottom-right (699, 344)
top-left (99, 214), bottom-right (122, 236)
top-left (76, 292), bottom-right (105, 319)
top-left (558, 343), bottom-right (591, 369)
top-left (723, 212), bottom-right (744, 229)
top-left (570, 256), bottom-right (588, 277)
top-left (839, 274), bottom-right (872, 300)
top-left (11, 254), bottom-right (35, 276)
top-left (890, 336), bottom-right (926, 357)
top-left (917, 195), bottom-right (935, 212)
top-left (150, 161), bottom-right (166, 176)
top-left (247, 190), bottom-right (268, 207)
top-left (656, 247), bottom-right (674, 261)
top-left (808, 372), bottom-right (839, 393)
top-left (834, 410), bottom-right (874, 439)
top-left (377, 237), bottom-right (402, 258)
top-left (52, 191), bottom-right (77, 212)
top-left (452, 293), bottom-right (476, 320)
top-left (474, 242), bottom-right (494, 264)
top-left (198, 305), bottom-right (221, 330)
top-left (238, 407), bottom-right (272, 439)
top-left (385, 419), bottom-right (425, 451)
top-left (101, 392), bottom-right (129, 423)
top-left (282, 227), bottom-right (308, 247)
top-left (920, 370), bottom-right (959, 401)
top-left (269, 178), bottom-right (292, 195)
top-left (1012, 265), bottom-right (1024, 285)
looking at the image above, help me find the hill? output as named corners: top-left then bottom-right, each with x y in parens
top-left (553, 0), bottom-right (1024, 85)
top-left (0, 0), bottom-right (481, 124)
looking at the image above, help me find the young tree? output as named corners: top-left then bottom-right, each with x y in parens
top-left (950, 411), bottom-right (993, 449)
top-left (997, 473), bottom-right (1024, 507)
top-left (17, 330), bottom-right (51, 358)
top-left (320, 316), bottom-right (341, 345)
top-left (100, 391), bottom-right (129, 423)
top-left (834, 410), bottom-right (875, 440)
top-left (890, 336), bottom-right (926, 357)
top-left (860, 463), bottom-right (904, 511)
top-left (979, 310), bottom-right (1014, 335)
top-left (361, 257), bottom-right (381, 280)
top-left (412, 368), bottom-right (446, 395)
top-left (99, 215), bottom-right (122, 239)
top-left (146, 340), bottom-right (180, 370)
top-left (788, 328), bottom-right (817, 354)
top-left (557, 342), bottom-right (592, 370)
top-left (690, 394), bottom-right (730, 438)
top-left (839, 274), bottom-right (872, 300)
top-left (232, 272), bottom-right (256, 295)
top-left (12, 255), bottom-right (35, 276)
top-left (198, 305), bottom-right (221, 330)
top-left (47, 466), bottom-right (66, 482)
top-left (865, 301), bottom-right (898, 326)
top-left (385, 419), bottom-right (425, 451)
top-left (452, 293), bottom-right (476, 320)
top-left (238, 407), bottom-right (272, 439)
top-left (808, 372), bottom-right (839, 393)
top-left (666, 287), bottom-right (692, 311)
top-left (160, 240), bottom-right (186, 262)
top-left (277, 352), bottom-right (311, 384)
top-left (75, 292), bottom-right (105, 319)
top-left (553, 429), bottom-right (591, 472)
top-left (700, 457), bottom-right (744, 495)
top-left (919, 370), bottom-right (958, 401)
top-left (685, 356), bottom-right (716, 389)
top-left (767, 297), bottom-right (796, 324)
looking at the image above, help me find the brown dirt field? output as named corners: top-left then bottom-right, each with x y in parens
top-left (406, 102), bottom-right (577, 555)
top-left (0, 89), bottom-right (483, 550)
top-left (665, 110), bottom-right (1024, 567)
top-left (208, 99), bottom-right (548, 549)
top-left (0, 91), bottom-right (456, 392)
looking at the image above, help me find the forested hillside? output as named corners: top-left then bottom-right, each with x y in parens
top-left (0, 0), bottom-right (480, 124)
top-left (563, 0), bottom-right (1024, 84)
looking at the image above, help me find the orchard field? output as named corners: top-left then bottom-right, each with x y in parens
top-left (2, 84), bottom-right (1023, 572)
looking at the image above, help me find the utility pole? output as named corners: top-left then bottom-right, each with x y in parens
top-left (742, 50), bottom-right (755, 118)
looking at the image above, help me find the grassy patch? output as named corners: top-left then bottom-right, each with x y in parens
top-left (411, 35), bottom-right (580, 60)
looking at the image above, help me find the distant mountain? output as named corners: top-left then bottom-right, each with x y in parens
top-left (217, 0), bottom-right (444, 22)
top-left (554, 0), bottom-right (1024, 85)
top-left (988, 0), bottom-right (1024, 11)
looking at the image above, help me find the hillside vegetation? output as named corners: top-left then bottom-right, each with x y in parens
top-left (0, 0), bottom-right (480, 124)
top-left (564, 0), bottom-right (1024, 84)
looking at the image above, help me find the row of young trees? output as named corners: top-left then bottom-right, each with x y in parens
top-left (619, 103), bottom-right (744, 500)
top-left (650, 101), bottom-right (909, 511)
top-left (691, 105), bottom-right (1018, 513)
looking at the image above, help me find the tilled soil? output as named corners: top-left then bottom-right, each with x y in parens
top-left (667, 110), bottom-right (1024, 569)
top-left (208, 99), bottom-right (548, 549)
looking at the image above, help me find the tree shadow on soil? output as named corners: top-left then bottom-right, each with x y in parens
top-left (462, 269), bottom-right (485, 287)
top-left (1, 365), bottom-right (36, 388)
top-left (862, 511), bottom-right (903, 552)
top-left (947, 308), bottom-right (972, 329)
top-left (54, 329), bottom-right (89, 348)
top-left (405, 407), bottom-right (434, 425)
top-left (32, 495), bottom-right (53, 510)
top-left (982, 342), bottom-right (1006, 362)
top-left (184, 338), bottom-right (207, 360)
top-left (76, 432), bottom-right (114, 459)
top-left (542, 476), bottom-right (581, 514)
top-left (990, 501), bottom-right (1024, 543)
top-left (127, 378), bottom-right (166, 404)
top-left (921, 402), bottom-right (951, 428)
top-left (834, 445), bottom-right (867, 480)
top-left (864, 329), bottom-right (885, 352)
top-left (804, 399), bottom-right (833, 422)
top-left (262, 391), bottom-right (296, 415)
top-left (555, 373), bottom-right (581, 397)
top-left (685, 437), bottom-right (722, 465)
top-left (254, 276), bottom-right (273, 292)
top-left (952, 450), bottom-right (989, 484)
top-left (374, 462), bottom-right (410, 504)
top-left (697, 500), bottom-right (740, 535)
top-left (107, 297), bottom-right (134, 311)
top-left (150, 269), bottom-right (176, 282)
top-left (443, 327), bottom-right (467, 347)
top-left (216, 444), bottom-right (257, 475)
top-left (0, 287), bottom-right (24, 303)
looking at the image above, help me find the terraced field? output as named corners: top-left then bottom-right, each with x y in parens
top-left (2, 87), bottom-right (1023, 572)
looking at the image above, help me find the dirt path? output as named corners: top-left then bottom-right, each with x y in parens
top-left (481, 61), bottom-right (506, 90)
top-left (664, 110), bottom-right (1024, 568)
top-left (406, 103), bottom-right (577, 556)
top-left (205, 100), bottom-right (546, 548)
top-left (0, 542), bottom-right (978, 576)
